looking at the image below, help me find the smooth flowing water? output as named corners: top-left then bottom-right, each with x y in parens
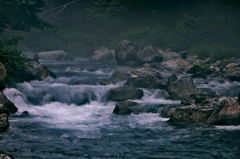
top-left (1, 58), bottom-right (240, 159)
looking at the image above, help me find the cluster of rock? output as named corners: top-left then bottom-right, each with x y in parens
top-left (161, 94), bottom-right (240, 125)
top-left (95, 40), bottom-right (240, 126)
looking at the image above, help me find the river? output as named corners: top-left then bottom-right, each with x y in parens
top-left (1, 58), bottom-right (240, 158)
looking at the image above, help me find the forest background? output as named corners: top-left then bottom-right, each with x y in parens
top-left (1, 0), bottom-right (240, 79)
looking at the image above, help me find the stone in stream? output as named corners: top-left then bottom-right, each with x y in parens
top-left (0, 92), bottom-right (18, 114)
top-left (107, 86), bottom-right (144, 101)
top-left (166, 74), bottom-right (203, 100)
top-left (161, 94), bottom-right (240, 125)
top-left (34, 50), bottom-right (73, 60)
top-left (0, 108), bottom-right (10, 131)
top-left (136, 46), bottom-right (163, 65)
top-left (115, 40), bottom-right (142, 65)
top-left (0, 149), bottom-right (14, 159)
top-left (113, 101), bottom-right (163, 115)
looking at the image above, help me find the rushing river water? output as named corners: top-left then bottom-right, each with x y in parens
top-left (1, 58), bottom-right (240, 159)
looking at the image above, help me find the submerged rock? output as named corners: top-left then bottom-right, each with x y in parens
top-left (161, 94), bottom-right (240, 125)
top-left (107, 86), bottom-right (144, 101)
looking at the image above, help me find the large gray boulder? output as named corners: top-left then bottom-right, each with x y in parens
top-left (0, 62), bottom-right (6, 90)
top-left (113, 101), bottom-right (162, 115)
top-left (166, 75), bottom-right (203, 100)
top-left (0, 92), bottom-right (18, 114)
top-left (28, 60), bottom-right (56, 81)
top-left (107, 86), bottom-right (144, 101)
top-left (124, 68), bottom-right (166, 89)
top-left (34, 50), bottom-right (73, 60)
top-left (161, 94), bottom-right (240, 125)
top-left (115, 40), bottom-right (142, 65)
top-left (137, 46), bottom-right (163, 64)
top-left (90, 46), bottom-right (114, 62)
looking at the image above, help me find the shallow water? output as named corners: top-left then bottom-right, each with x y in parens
top-left (1, 59), bottom-right (240, 159)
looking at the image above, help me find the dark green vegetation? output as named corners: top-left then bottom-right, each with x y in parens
top-left (17, 0), bottom-right (240, 60)
top-left (0, 0), bottom-right (53, 79)
top-left (1, 0), bottom-right (240, 78)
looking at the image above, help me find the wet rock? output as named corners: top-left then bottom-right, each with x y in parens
top-left (0, 108), bottom-right (9, 131)
top-left (0, 93), bottom-right (18, 114)
top-left (178, 51), bottom-right (188, 59)
top-left (107, 86), bottom-right (144, 101)
top-left (166, 75), bottom-right (203, 100)
top-left (90, 46), bottom-right (114, 62)
top-left (113, 101), bottom-right (162, 115)
top-left (0, 149), bottom-right (14, 159)
top-left (111, 68), bottom-right (138, 84)
top-left (124, 68), bottom-right (166, 89)
top-left (158, 49), bottom-right (181, 60)
top-left (151, 59), bottom-right (193, 72)
top-left (28, 59), bottom-right (57, 81)
top-left (34, 50), bottom-right (73, 60)
top-left (161, 94), bottom-right (240, 125)
top-left (222, 63), bottom-right (240, 81)
top-left (0, 62), bottom-right (6, 91)
top-left (137, 46), bottom-right (163, 64)
top-left (187, 65), bottom-right (213, 78)
top-left (115, 40), bottom-right (142, 65)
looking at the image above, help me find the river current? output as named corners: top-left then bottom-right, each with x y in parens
top-left (1, 58), bottom-right (240, 159)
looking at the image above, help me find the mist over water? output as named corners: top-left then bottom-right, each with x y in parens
top-left (1, 59), bottom-right (240, 159)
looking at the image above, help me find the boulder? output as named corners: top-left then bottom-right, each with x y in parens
top-left (115, 40), bottom-right (142, 65)
top-left (28, 60), bottom-right (56, 81)
top-left (0, 108), bottom-right (9, 131)
top-left (111, 68), bottom-right (139, 84)
top-left (161, 94), bottom-right (240, 125)
top-left (34, 50), bottom-right (73, 60)
top-left (90, 46), bottom-right (115, 62)
top-left (158, 49), bottom-right (181, 60)
top-left (0, 149), bottom-right (14, 159)
top-left (0, 62), bottom-right (6, 90)
top-left (0, 92), bottom-right (18, 114)
top-left (124, 68), bottom-right (166, 89)
top-left (150, 59), bottom-right (193, 72)
top-left (187, 65), bottom-right (213, 78)
top-left (166, 75), bottom-right (203, 100)
top-left (137, 46), bottom-right (163, 64)
top-left (113, 101), bottom-right (162, 115)
top-left (107, 86), bottom-right (144, 101)
top-left (222, 63), bottom-right (240, 81)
